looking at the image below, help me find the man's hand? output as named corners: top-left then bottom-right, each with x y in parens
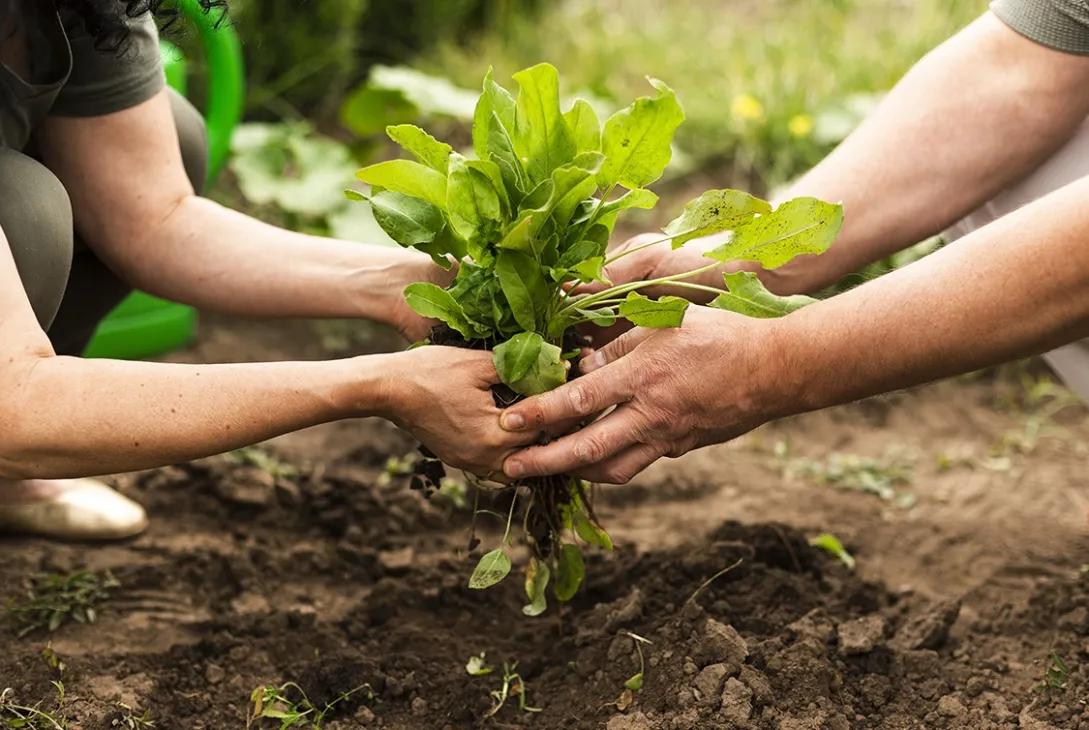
top-left (384, 346), bottom-right (540, 476)
top-left (498, 307), bottom-right (785, 484)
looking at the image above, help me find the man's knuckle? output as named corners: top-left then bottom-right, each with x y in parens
top-left (573, 436), bottom-right (609, 464)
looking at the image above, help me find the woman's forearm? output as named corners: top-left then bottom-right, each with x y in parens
top-left (0, 354), bottom-right (390, 479)
top-left (118, 195), bottom-right (435, 322)
top-left (771, 175), bottom-right (1089, 418)
top-left (766, 12), bottom-right (1089, 295)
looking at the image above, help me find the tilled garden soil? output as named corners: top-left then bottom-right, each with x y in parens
top-left (3, 415), bottom-right (1089, 730)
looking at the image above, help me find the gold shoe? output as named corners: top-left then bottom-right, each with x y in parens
top-left (0, 478), bottom-right (148, 541)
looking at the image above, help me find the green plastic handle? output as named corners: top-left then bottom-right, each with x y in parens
top-left (174, 0), bottom-right (244, 185)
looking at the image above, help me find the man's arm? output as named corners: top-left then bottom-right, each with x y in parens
top-left (0, 231), bottom-right (527, 480)
top-left (498, 174), bottom-right (1089, 483)
top-left (36, 91), bottom-right (444, 341)
top-left (598, 11), bottom-right (1089, 302)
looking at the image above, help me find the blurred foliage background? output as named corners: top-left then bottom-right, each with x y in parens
top-left (179, 0), bottom-right (988, 296)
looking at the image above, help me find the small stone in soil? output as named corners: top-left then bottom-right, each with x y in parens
top-left (693, 619), bottom-right (748, 672)
top-left (411, 698), bottom-right (427, 716)
top-left (837, 615), bottom-right (887, 655)
top-left (693, 664), bottom-right (728, 706)
top-left (937, 695), bottom-right (967, 718)
top-left (204, 664), bottom-right (225, 685)
top-left (606, 711), bottom-right (651, 730)
top-left (890, 599), bottom-right (961, 651)
top-left (378, 547), bottom-right (415, 573)
top-left (720, 677), bottom-right (753, 723)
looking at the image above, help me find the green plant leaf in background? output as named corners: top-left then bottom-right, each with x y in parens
top-left (355, 159), bottom-right (448, 209)
top-left (705, 197), bottom-right (843, 269)
top-left (367, 190), bottom-right (445, 247)
top-left (386, 124), bottom-right (453, 174)
top-left (598, 79), bottom-right (685, 190)
top-left (469, 549), bottom-right (512, 589)
top-left (564, 99), bottom-right (601, 154)
top-left (512, 63), bottom-right (577, 185)
top-left (710, 271), bottom-right (818, 318)
top-left (618, 292), bottom-right (690, 328)
top-left (663, 189), bottom-right (772, 249)
top-left (522, 558), bottom-right (551, 617)
top-left (553, 544), bottom-right (585, 602)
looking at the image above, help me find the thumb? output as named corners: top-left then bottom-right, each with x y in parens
top-left (580, 326), bottom-right (653, 374)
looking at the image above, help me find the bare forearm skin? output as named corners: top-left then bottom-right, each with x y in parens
top-left (765, 12), bottom-right (1089, 295)
top-left (0, 354), bottom-right (391, 479)
top-left (766, 176), bottom-right (1089, 419)
top-left (114, 195), bottom-right (431, 322)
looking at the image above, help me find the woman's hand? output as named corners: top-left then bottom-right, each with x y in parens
top-left (387, 257), bottom-right (457, 343)
top-left (381, 346), bottom-right (539, 476)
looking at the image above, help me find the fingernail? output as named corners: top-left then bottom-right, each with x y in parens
top-left (505, 460), bottom-right (524, 478)
top-left (501, 413), bottom-right (525, 430)
top-left (588, 351), bottom-right (606, 371)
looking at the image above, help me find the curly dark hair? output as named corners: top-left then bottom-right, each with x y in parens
top-left (3, 1), bottom-right (229, 54)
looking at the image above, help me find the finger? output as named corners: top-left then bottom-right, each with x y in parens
top-left (580, 326), bottom-right (655, 374)
top-left (573, 442), bottom-right (663, 485)
top-left (499, 361), bottom-right (634, 433)
top-left (503, 406), bottom-right (643, 479)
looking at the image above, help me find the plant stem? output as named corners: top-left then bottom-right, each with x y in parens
top-left (502, 493), bottom-right (519, 547)
top-left (601, 229), bottom-right (696, 267)
top-left (557, 261), bottom-right (722, 318)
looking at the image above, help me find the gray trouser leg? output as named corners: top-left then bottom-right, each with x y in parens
top-left (942, 116), bottom-right (1089, 401)
top-left (2, 88), bottom-right (209, 356)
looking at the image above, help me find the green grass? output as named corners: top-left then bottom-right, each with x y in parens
top-left (420, 0), bottom-right (986, 186)
top-left (6, 571), bottom-right (119, 638)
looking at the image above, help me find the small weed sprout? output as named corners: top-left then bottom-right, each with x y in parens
top-left (7, 571), bottom-right (119, 637)
top-left (808, 533), bottom-right (856, 570)
top-left (0, 682), bottom-right (68, 730)
top-left (226, 447), bottom-right (297, 479)
top-left (485, 663), bottom-right (541, 719)
top-left (1034, 652), bottom-right (1070, 694)
top-left (247, 682), bottom-right (373, 730)
top-left (622, 632), bottom-right (653, 692)
top-left (466, 653), bottom-right (494, 676)
top-left (111, 703), bottom-right (155, 730)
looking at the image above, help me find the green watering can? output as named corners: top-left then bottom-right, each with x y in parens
top-left (82, 0), bottom-right (244, 360)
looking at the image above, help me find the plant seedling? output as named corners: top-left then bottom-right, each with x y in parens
top-left (247, 682), bottom-right (373, 730)
top-left (350, 62), bottom-right (842, 608)
top-left (1033, 652), bottom-right (1069, 694)
top-left (808, 533), bottom-right (856, 570)
top-left (0, 682), bottom-right (68, 730)
top-left (622, 632), bottom-right (653, 692)
top-left (6, 570), bottom-right (119, 638)
top-left (466, 652), bottom-right (494, 676)
top-left (484, 663), bottom-right (541, 719)
top-left (111, 703), bottom-right (155, 730)
top-left (226, 446), bottom-right (298, 479)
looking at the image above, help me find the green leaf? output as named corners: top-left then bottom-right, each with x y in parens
top-left (339, 86), bottom-right (418, 137)
top-left (403, 283), bottom-right (475, 339)
top-left (417, 226), bottom-right (468, 268)
top-left (523, 558), bottom-right (551, 617)
top-left (466, 653), bottom-right (494, 676)
top-left (356, 159), bottom-right (448, 209)
top-left (473, 68), bottom-right (517, 158)
top-left (599, 188), bottom-right (659, 219)
top-left (446, 156), bottom-right (505, 245)
top-left (663, 189), bottom-right (773, 249)
top-left (467, 158), bottom-right (512, 219)
top-left (625, 673), bottom-right (644, 691)
top-left (556, 239), bottom-right (604, 270)
top-left (344, 189), bottom-right (367, 202)
top-left (498, 215), bottom-right (535, 253)
top-left (574, 511), bottom-right (614, 549)
top-left (618, 292), bottom-right (690, 328)
top-left (553, 544), bottom-right (585, 602)
top-left (512, 63), bottom-right (577, 184)
top-left (710, 271), bottom-right (818, 318)
top-left (548, 166), bottom-right (599, 231)
top-left (574, 307), bottom-right (617, 328)
top-left (569, 257), bottom-right (607, 284)
top-left (469, 549), bottom-right (512, 589)
top-left (367, 190), bottom-right (445, 247)
top-left (564, 99), bottom-right (602, 154)
top-left (705, 197), bottom-right (844, 269)
top-left (508, 341), bottom-right (567, 397)
top-left (494, 332), bottom-right (544, 384)
top-left (386, 124), bottom-right (453, 174)
top-left (572, 151), bottom-right (606, 175)
top-left (497, 249), bottom-right (548, 332)
top-left (808, 533), bottom-right (856, 570)
top-left (598, 79), bottom-right (685, 190)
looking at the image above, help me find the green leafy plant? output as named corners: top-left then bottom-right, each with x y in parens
top-left (1034, 652), bottom-right (1070, 694)
top-left (622, 632), bottom-right (653, 692)
top-left (0, 683), bottom-right (68, 730)
top-left (349, 62), bottom-right (842, 610)
top-left (110, 703), bottom-right (155, 730)
top-left (484, 663), bottom-right (541, 719)
top-left (6, 571), bottom-right (119, 638)
top-left (808, 533), bottom-right (856, 570)
top-left (246, 682), bottom-right (373, 730)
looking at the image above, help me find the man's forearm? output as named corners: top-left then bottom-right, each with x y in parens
top-left (769, 175), bottom-right (1089, 419)
top-left (0, 355), bottom-right (389, 479)
top-left (765, 12), bottom-right (1089, 295)
top-left (117, 195), bottom-right (434, 322)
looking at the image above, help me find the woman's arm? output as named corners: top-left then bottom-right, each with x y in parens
top-left (0, 232), bottom-right (525, 480)
top-left (37, 91), bottom-right (445, 341)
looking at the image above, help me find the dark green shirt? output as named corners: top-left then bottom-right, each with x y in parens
top-left (992, 0), bottom-right (1089, 54)
top-left (0, 4), bottom-right (165, 151)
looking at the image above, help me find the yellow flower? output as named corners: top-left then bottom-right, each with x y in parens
top-left (730, 94), bottom-right (764, 123)
top-left (788, 114), bottom-right (814, 139)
